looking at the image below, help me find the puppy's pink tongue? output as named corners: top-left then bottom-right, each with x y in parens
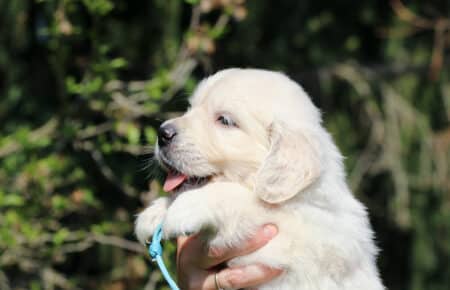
top-left (163, 171), bottom-right (188, 192)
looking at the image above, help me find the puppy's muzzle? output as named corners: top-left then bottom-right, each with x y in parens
top-left (158, 123), bottom-right (177, 147)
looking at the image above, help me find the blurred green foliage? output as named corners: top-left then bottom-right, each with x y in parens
top-left (0, 0), bottom-right (449, 290)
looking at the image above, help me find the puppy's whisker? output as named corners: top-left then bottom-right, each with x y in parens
top-left (138, 155), bottom-right (156, 171)
top-left (146, 165), bottom-right (164, 180)
top-left (139, 145), bottom-right (155, 155)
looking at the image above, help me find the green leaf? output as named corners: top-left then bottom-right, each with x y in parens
top-left (51, 195), bottom-right (69, 211)
top-left (184, 0), bottom-right (200, 5)
top-left (126, 124), bottom-right (140, 145)
top-left (0, 193), bottom-right (25, 207)
top-left (110, 58), bottom-right (128, 69)
top-left (53, 228), bottom-right (70, 246)
top-left (144, 127), bottom-right (157, 144)
top-left (82, 0), bottom-right (114, 16)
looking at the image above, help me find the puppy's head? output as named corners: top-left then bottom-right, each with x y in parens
top-left (155, 68), bottom-right (324, 203)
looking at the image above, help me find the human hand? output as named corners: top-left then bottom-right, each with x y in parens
top-left (176, 224), bottom-right (282, 290)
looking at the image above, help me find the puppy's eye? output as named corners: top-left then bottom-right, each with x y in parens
top-left (217, 114), bottom-right (237, 127)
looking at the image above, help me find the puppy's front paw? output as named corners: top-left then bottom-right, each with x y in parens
top-left (163, 193), bottom-right (215, 238)
top-left (135, 197), bottom-right (170, 245)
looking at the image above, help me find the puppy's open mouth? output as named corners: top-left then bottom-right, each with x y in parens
top-left (163, 169), bottom-right (211, 193)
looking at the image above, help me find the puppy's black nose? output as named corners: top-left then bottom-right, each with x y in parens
top-left (158, 123), bottom-right (177, 146)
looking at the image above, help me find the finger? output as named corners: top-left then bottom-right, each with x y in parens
top-left (203, 264), bottom-right (283, 290)
top-left (177, 235), bottom-right (193, 260)
top-left (177, 234), bottom-right (202, 270)
top-left (198, 224), bottom-right (278, 269)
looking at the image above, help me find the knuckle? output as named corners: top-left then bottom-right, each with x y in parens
top-left (207, 246), bottom-right (224, 259)
top-left (222, 271), bottom-right (243, 289)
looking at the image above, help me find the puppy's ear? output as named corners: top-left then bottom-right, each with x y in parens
top-left (255, 121), bottom-right (321, 204)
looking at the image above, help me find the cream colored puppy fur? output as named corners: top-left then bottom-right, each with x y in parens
top-left (135, 68), bottom-right (384, 290)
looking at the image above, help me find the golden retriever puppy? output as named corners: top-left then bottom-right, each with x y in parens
top-left (135, 68), bottom-right (384, 290)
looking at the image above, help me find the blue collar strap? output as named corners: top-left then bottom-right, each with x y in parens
top-left (148, 223), bottom-right (180, 290)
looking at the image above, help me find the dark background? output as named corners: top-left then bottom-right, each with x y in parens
top-left (0, 0), bottom-right (449, 289)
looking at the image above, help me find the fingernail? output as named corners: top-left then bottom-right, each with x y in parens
top-left (263, 224), bottom-right (277, 238)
